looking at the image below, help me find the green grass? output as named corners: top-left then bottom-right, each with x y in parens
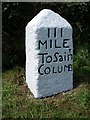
top-left (2, 66), bottom-right (90, 119)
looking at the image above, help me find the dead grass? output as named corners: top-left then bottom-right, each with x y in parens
top-left (2, 67), bottom-right (90, 119)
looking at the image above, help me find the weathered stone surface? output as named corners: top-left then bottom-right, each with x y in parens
top-left (26, 9), bottom-right (73, 98)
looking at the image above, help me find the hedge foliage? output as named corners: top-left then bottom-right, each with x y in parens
top-left (2, 2), bottom-right (90, 71)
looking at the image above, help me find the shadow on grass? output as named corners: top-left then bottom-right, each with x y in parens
top-left (73, 74), bottom-right (90, 89)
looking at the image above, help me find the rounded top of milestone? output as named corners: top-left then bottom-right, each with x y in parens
top-left (26, 9), bottom-right (72, 29)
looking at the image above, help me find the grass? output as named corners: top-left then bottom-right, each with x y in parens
top-left (2, 66), bottom-right (90, 119)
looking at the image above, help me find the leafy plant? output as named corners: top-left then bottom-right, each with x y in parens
top-left (74, 45), bottom-right (90, 77)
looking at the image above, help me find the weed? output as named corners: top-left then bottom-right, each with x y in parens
top-left (74, 45), bottom-right (90, 78)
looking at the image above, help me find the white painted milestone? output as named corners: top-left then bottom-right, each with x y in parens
top-left (26, 9), bottom-right (73, 98)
